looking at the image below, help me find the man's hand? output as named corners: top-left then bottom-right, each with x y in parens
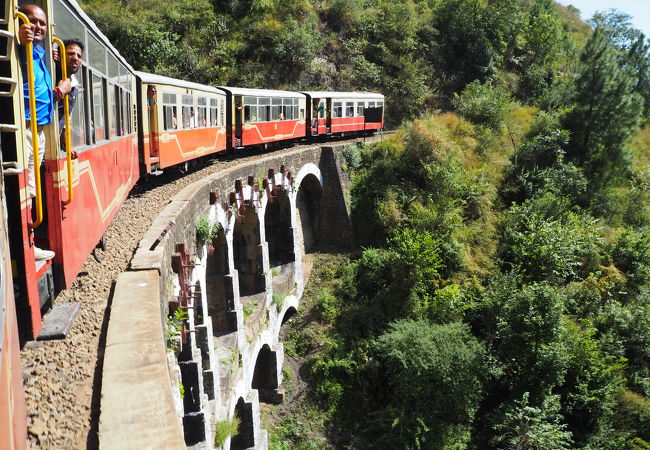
top-left (57, 79), bottom-right (72, 96)
top-left (52, 46), bottom-right (59, 62)
top-left (18, 24), bottom-right (34, 46)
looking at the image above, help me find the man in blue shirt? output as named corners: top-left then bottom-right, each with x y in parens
top-left (18, 4), bottom-right (71, 260)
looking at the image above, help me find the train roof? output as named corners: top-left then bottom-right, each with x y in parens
top-left (301, 91), bottom-right (384, 100)
top-left (217, 87), bottom-right (305, 98)
top-left (136, 72), bottom-right (224, 95)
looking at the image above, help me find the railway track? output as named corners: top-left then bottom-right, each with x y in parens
top-left (19, 133), bottom-right (387, 448)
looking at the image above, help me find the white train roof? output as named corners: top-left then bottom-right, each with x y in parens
top-left (136, 72), bottom-right (224, 95)
top-left (302, 91), bottom-right (384, 100)
top-left (218, 87), bottom-right (305, 98)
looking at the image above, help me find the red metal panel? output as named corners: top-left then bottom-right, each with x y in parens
top-left (155, 126), bottom-right (227, 169)
top-left (1, 191), bottom-right (27, 449)
top-left (330, 117), bottom-right (367, 133)
top-left (242, 120), bottom-right (306, 146)
top-left (0, 294), bottom-right (28, 450)
top-left (46, 135), bottom-right (139, 288)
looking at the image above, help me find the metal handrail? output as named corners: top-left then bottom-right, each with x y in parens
top-left (15, 10), bottom-right (42, 229)
top-left (52, 36), bottom-right (73, 205)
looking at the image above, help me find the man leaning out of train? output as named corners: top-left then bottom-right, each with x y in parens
top-left (54, 38), bottom-right (84, 156)
top-left (18, 4), bottom-right (72, 261)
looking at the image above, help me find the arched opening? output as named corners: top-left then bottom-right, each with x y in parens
top-left (264, 190), bottom-right (295, 267)
top-left (193, 281), bottom-right (203, 325)
top-left (231, 397), bottom-right (255, 449)
top-left (296, 174), bottom-right (322, 253)
top-left (252, 344), bottom-right (278, 390)
top-left (233, 207), bottom-right (265, 296)
top-left (252, 344), bottom-right (282, 404)
top-left (206, 227), bottom-right (236, 332)
top-left (280, 306), bottom-right (297, 325)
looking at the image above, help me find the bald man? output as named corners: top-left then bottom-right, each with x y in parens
top-left (18, 4), bottom-right (71, 260)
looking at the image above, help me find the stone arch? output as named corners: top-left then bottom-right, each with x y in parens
top-left (231, 397), bottom-right (255, 449)
top-left (233, 207), bottom-right (265, 296)
top-left (281, 306), bottom-right (297, 325)
top-left (296, 173), bottom-right (323, 252)
top-left (264, 189), bottom-right (295, 267)
top-left (251, 344), bottom-right (281, 403)
top-left (206, 226), bottom-right (237, 332)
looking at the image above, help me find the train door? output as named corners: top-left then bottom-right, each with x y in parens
top-left (0, 2), bottom-right (51, 341)
top-left (146, 84), bottom-right (159, 159)
top-left (326, 98), bottom-right (332, 134)
top-left (234, 95), bottom-right (243, 147)
top-left (311, 98), bottom-right (319, 136)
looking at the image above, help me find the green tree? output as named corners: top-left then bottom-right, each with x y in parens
top-left (564, 28), bottom-right (644, 181)
top-left (492, 392), bottom-right (573, 450)
top-left (370, 320), bottom-right (486, 449)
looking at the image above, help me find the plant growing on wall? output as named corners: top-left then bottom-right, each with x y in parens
top-left (165, 308), bottom-right (188, 351)
top-left (214, 417), bottom-right (240, 449)
top-left (196, 215), bottom-right (221, 255)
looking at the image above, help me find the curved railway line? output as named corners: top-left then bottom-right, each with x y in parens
top-left (19, 134), bottom-right (386, 448)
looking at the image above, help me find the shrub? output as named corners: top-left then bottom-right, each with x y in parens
top-left (452, 79), bottom-right (512, 131)
top-left (214, 417), bottom-right (240, 449)
top-left (370, 320), bottom-right (486, 449)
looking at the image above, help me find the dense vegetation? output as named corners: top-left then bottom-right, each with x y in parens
top-left (81, 0), bottom-right (650, 448)
top-left (79, 0), bottom-right (592, 127)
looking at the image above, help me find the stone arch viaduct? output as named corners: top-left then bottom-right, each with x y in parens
top-left (97, 143), bottom-right (354, 449)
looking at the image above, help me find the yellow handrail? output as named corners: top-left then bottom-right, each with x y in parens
top-left (52, 36), bottom-right (73, 206)
top-left (15, 10), bottom-right (42, 229)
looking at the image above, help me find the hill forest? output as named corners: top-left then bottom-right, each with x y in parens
top-left (81, 0), bottom-right (650, 448)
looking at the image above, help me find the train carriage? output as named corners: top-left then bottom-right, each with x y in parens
top-left (218, 87), bottom-right (306, 149)
top-left (136, 72), bottom-right (228, 173)
top-left (303, 91), bottom-right (384, 137)
top-left (0, 0), bottom-right (139, 340)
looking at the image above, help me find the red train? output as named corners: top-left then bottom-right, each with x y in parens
top-left (1, 0), bottom-right (383, 444)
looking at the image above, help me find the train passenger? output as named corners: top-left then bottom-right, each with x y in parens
top-left (147, 85), bottom-right (156, 111)
top-left (18, 4), bottom-right (72, 260)
top-left (55, 39), bottom-right (84, 140)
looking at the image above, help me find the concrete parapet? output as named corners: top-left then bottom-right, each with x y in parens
top-left (99, 270), bottom-right (185, 449)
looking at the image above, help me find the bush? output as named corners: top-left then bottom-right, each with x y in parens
top-left (499, 197), bottom-right (602, 283)
top-left (370, 320), bottom-right (486, 449)
top-left (453, 80), bottom-right (512, 130)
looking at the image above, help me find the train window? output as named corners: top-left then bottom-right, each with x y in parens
top-left (378, 101), bottom-right (384, 110)
top-left (210, 98), bottom-right (218, 126)
top-left (91, 73), bottom-right (106, 142)
top-left (333, 102), bottom-right (343, 118)
top-left (368, 102), bottom-right (376, 108)
top-left (259, 105), bottom-right (269, 122)
top-left (163, 93), bottom-right (178, 130)
top-left (182, 95), bottom-right (194, 128)
top-left (53, 0), bottom-right (86, 47)
top-left (346, 102), bottom-right (354, 117)
top-left (271, 105), bottom-right (280, 121)
top-left (220, 98), bottom-right (225, 126)
top-left (108, 53), bottom-right (119, 82)
top-left (197, 97), bottom-right (207, 127)
top-left (259, 97), bottom-right (270, 106)
top-left (272, 97), bottom-right (282, 105)
top-left (69, 65), bottom-right (87, 148)
top-left (88, 34), bottom-right (107, 75)
top-left (243, 96), bottom-right (257, 105)
top-left (121, 90), bottom-right (130, 134)
top-left (108, 84), bottom-right (119, 138)
top-left (357, 102), bottom-right (364, 116)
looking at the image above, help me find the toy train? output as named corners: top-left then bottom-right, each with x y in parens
top-left (0, 0), bottom-right (384, 345)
